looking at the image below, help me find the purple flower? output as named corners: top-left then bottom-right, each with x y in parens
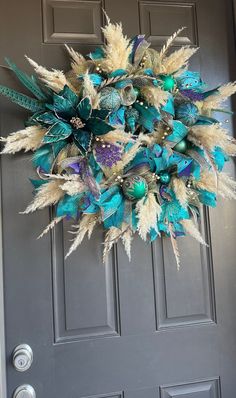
top-left (180, 89), bottom-right (204, 101)
top-left (67, 157), bottom-right (100, 200)
top-left (95, 143), bottom-right (122, 167)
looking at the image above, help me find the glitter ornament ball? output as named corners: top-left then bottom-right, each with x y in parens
top-left (99, 87), bottom-right (122, 111)
top-left (122, 175), bottom-right (148, 201)
top-left (175, 102), bottom-right (199, 126)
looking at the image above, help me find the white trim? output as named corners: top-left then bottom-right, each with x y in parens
top-left (0, 158), bottom-right (7, 396)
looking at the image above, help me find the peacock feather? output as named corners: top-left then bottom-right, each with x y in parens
top-left (0, 84), bottom-right (45, 112)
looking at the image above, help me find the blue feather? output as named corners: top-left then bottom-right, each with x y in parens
top-left (88, 47), bottom-right (105, 60)
top-left (56, 194), bottom-right (82, 218)
top-left (197, 189), bottom-right (217, 207)
top-left (78, 73), bottom-right (103, 86)
top-left (32, 140), bottom-right (67, 172)
top-left (159, 196), bottom-right (189, 224)
top-left (212, 146), bottom-right (229, 171)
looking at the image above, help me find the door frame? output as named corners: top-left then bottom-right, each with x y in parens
top-left (0, 164), bottom-right (7, 398)
top-left (0, 2), bottom-right (235, 397)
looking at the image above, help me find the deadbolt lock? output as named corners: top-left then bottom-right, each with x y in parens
top-left (12, 344), bottom-right (33, 372)
top-left (13, 384), bottom-right (36, 398)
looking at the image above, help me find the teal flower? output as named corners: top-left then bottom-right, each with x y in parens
top-left (35, 86), bottom-right (114, 153)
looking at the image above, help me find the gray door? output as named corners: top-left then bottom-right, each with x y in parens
top-left (1, 0), bottom-right (236, 397)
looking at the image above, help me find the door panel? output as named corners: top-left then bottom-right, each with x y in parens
top-left (1, 1), bottom-right (236, 397)
top-left (42, 0), bottom-right (104, 44)
top-left (160, 378), bottom-right (220, 398)
top-left (54, 226), bottom-right (120, 342)
top-left (139, 1), bottom-right (198, 47)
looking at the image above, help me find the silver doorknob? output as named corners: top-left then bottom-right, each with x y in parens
top-left (13, 385), bottom-right (36, 398)
top-left (12, 344), bottom-right (33, 372)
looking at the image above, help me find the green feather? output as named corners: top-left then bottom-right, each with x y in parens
top-left (0, 84), bottom-right (45, 112)
top-left (5, 58), bottom-right (47, 101)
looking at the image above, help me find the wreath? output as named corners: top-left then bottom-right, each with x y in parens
top-left (1, 18), bottom-right (236, 267)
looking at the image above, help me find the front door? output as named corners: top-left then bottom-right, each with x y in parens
top-left (1, 1), bottom-right (236, 397)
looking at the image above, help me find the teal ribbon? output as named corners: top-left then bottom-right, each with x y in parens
top-left (166, 120), bottom-right (188, 145)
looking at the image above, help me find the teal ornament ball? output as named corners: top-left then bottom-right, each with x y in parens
top-left (160, 75), bottom-right (175, 91)
top-left (159, 171), bottom-right (171, 185)
top-left (122, 175), bottom-right (148, 201)
top-left (99, 87), bottom-right (122, 111)
top-left (174, 139), bottom-right (188, 153)
top-left (175, 102), bottom-right (199, 126)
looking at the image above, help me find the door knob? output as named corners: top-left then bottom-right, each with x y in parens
top-left (12, 344), bottom-right (33, 372)
top-left (13, 385), bottom-right (36, 398)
